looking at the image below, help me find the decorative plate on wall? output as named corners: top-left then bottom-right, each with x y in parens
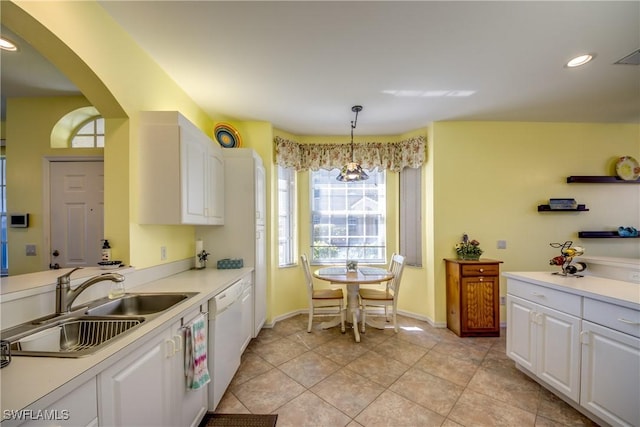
top-left (615, 155), bottom-right (640, 181)
top-left (214, 123), bottom-right (242, 148)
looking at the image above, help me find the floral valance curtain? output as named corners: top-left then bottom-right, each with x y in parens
top-left (274, 135), bottom-right (425, 172)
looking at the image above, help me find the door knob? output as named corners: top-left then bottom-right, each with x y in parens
top-left (52, 249), bottom-right (60, 257)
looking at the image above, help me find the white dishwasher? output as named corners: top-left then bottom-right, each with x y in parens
top-left (208, 279), bottom-right (243, 410)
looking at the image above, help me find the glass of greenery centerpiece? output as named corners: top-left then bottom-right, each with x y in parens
top-left (455, 233), bottom-right (483, 261)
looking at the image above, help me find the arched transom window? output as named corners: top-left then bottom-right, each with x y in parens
top-left (71, 117), bottom-right (104, 148)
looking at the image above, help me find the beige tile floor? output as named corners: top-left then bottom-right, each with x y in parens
top-left (215, 314), bottom-right (599, 427)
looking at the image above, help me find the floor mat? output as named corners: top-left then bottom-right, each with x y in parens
top-left (199, 413), bottom-right (278, 427)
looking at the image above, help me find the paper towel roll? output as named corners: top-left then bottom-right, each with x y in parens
top-left (195, 239), bottom-right (204, 268)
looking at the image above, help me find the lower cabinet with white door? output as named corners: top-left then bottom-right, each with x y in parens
top-left (98, 306), bottom-right (207, 427)
top-left (18, 378), bottom-right (98, 427)
top-left (506, 280), bottom-right (582, 402)
top-left (506, 272), bottom-right (640, 427)
top-left (240, 276), bottom-right (254, 352)
top-left (580, 299), bottom-right (640, 427)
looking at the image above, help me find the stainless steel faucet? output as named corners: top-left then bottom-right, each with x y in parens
top-left (55, 267), bottom-right (125, 314)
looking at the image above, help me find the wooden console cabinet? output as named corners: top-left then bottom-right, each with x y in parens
top-left (444, 258), bottom-right (502, 337)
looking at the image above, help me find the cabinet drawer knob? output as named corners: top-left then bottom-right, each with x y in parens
top-left (479, 268), bottom-right (484, 273)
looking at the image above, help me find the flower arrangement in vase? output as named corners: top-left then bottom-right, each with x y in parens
top-left (455, 233), bottom-right (483, 260)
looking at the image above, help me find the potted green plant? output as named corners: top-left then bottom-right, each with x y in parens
top-left (455, 233), bottom-right (483, 260)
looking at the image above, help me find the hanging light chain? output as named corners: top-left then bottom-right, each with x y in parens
top-left (350, 105), bottom-right (362, 161)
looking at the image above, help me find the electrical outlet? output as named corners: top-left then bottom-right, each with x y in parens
top-left (497, 240), bottom-right (507, 249)
top-left (629, 271), bottom-right (640, 283)
top-left (26, 244), bottom-right (36, 256)
top-left (500, 296), bottom-right (506, 305)
top-left (160, 246), bottom-right (167, 261)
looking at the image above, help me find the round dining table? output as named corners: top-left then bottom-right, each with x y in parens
top-left (314, 266), bottom-right (394, 342)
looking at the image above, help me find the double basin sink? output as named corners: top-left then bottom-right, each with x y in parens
top-left (1, 292), bottom-right (197, 358)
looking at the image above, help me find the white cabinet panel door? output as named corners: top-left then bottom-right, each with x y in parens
top-left (506, 294), bottom-right (581, 402)
top-left (536, 304), bottom-right (581, 401)
top-left (182, 131), bottom-right (207, 223)
top-left (99, 330), bottom-right (171, 426)
top-left (581, 321), bottom-right (640, 427)
top-left (207, 147), bottom-right (225, 224)
top-left (506, 295), bottom-right (536, 372)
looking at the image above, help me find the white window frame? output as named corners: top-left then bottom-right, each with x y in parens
top-left (278, 166), bottom-right (296, 267)
top-left (310, 168), bottom-right (386, 264)
top-left (70, 116), bottom-right (104, 148)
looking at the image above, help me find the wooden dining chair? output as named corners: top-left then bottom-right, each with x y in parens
top-left (359, 253), bottom-right (406, 333)
top-left (300, 254), bottom-right (346, 333)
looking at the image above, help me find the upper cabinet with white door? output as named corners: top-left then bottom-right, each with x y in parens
top-left (139, 111), bottom-right (224, 225)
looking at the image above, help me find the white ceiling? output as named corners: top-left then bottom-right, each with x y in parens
top-left (2, 1), bottom-right (639, 135)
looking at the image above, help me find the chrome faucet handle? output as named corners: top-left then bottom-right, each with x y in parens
top-left (56, 267), bottom-right (83, 286)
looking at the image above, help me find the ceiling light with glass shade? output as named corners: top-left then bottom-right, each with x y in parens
top-left (337, 105), bottom-right (368, 182)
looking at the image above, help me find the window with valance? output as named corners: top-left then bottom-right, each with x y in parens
top-left (274, 135), bottom-right (425, 172)
top-left (275, 135), bottom-right (426, 264)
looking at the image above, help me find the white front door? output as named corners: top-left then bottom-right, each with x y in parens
top-left (50, 161), bottom-right (104, 269)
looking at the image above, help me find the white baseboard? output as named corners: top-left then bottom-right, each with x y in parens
top-left (268, 308), bottom-right (446, 329)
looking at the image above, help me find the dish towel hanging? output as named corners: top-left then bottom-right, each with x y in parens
top-left (184, 313), bottom-right (211, 390)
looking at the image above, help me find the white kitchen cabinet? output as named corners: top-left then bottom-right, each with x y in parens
top-left (506, 272), bottom-right (640, 426)
top-left (174, 308), bottom-right (209, 427)
top-left (506, 280), bottom-right (582, 402)
top-left (580, 299), bottom-right (640, 427)
top-left (18, 378), bottom-right (97, 427)
top-left (240, 276), bottom-right (254, 352)
top-left (207, 147), bottom-right (225, 224)
top-left (198, 148), bottom-right (267, 336)
top-left (99, 326), bottom-right (172, 426)
top-left (99, 307), bottom-right (207, 427)
top-left (139, 111), bottom-right (224, 225)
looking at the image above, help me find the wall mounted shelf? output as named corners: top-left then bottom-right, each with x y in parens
top-left (538, 204), bottom-right (588, 212)
top-left (578, 231), bottom-right (640, 239)
top-left (567, 176), bottom-right (640, 184)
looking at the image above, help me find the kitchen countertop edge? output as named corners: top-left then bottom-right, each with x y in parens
top-left (0, 267), bottom-right (253, 419)
top-left (503, 271), bottom-right (640, 310)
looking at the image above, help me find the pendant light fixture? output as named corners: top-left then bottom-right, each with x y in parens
top-left (337, 105), bottom-right (369, 182)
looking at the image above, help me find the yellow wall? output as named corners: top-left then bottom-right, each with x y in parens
top-left (5, 96), bottom-right (101, 275)
top-left (429, 121), bottom-right (640, 323)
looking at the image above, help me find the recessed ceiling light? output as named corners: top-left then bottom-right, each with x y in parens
top-left (566, 54), bottom-right (594, 68)
top-left (0, 37), bottom-right (18, 52)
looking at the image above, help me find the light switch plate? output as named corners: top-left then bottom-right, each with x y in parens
top-left (497, 240), bottom-right (507, 249)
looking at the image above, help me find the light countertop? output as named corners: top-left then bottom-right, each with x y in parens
top-left (0, 267), bottom-right (252, 417)
top-left (503, 271), bottom-right (640, 311)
